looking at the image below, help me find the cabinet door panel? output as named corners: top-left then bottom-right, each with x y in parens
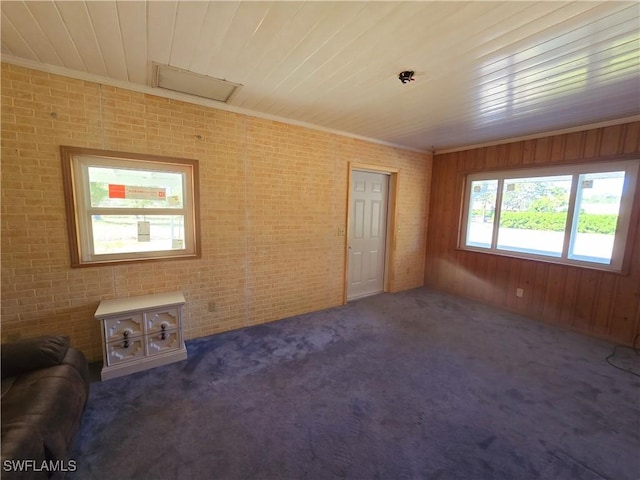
top-left (106, 337), bottom-right (145, 365)
top-left (146, 308), bottom-right (180, 333)
top-left (104, 314), bottom-right (143, 342)
top-left (146, 329), bottom-right (180, 356)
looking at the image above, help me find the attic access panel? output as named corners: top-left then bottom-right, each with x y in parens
top-left (153, 63), bottom-right (242, 103)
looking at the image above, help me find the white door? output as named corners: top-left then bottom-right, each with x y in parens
top-left (347, 170), bottom-right (389, 300)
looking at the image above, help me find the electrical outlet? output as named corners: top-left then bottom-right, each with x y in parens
top-left (338, 226), bottom-right (346, 236)
top-left (516, 288), bottom-right (524, 298)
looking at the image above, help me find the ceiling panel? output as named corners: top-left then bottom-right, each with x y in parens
top-left (85, 1), bottom-right (128, 82)
top-left (0, 13), bottom-right (37, 61)
top-left (1, 0), bottom-right (638, 152)
top-left (169, 1), bottom-right (210, 70)
top-left (21, 1), bottom-right (86, 72)
top-left (0, 1), bottom-right (61, 65)
top-left (147, 1), bottom-right (176, 69)
top-left (115, 1), bottom-right (146, 84)
top-left (56, 1), bottom-right (109, 76)
top-left (188, 1), bottom-right (240, 75)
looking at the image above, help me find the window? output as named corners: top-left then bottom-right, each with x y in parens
top-left (460, 159), bottom-right (639, 272)
top-left (61, 146), bottom-right (200, 267)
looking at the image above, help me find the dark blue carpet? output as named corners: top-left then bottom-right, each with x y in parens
top-left (69, 288), bottom-right (640, 480)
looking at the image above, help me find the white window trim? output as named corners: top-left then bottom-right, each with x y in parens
top-left (61, 146), bottom-right (201, 267)
top-left (459, 159), bottom-right (639, 273)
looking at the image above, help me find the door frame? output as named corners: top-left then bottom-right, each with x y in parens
top-left (343, 163), bottom-right (399, 303)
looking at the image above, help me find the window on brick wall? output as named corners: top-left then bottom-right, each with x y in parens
top-left (459, 159), bottom-right (639, 272)
top-left (61, 146), bottom-right (200, 267)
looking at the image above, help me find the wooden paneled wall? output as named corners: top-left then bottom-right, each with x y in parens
top-left (424, 122), bottom-right (640, 345)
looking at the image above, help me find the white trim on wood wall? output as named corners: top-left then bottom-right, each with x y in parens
top-left (434, 116), bottom-right (640, 155)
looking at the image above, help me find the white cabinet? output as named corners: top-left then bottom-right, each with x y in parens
top-left (95, 292), bottom-right (188, 381)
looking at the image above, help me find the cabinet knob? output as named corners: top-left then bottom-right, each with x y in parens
top-left (123, 330), bottom-right (129, 338)
top-left (160, 323), bottom-right (167, 331)
top-left (123, 340), bottom-right (129, 349)
top-left (160, 332), bottom-right (166, 340)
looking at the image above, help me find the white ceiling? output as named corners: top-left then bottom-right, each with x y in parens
top-left (2, 1), bottom-right (639, 152)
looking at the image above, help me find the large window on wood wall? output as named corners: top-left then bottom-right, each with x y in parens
top-left (61, 146), bottom-right (201, 267)
top-left (459, 159), bottom-right (639, 272)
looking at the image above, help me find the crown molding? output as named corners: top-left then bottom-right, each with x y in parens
top-left (5, 55), bottom-right (632, 157)
top-left (1, 55), bottom-right (430, 155)
top-left (434, 116), bottom-right (640, 155)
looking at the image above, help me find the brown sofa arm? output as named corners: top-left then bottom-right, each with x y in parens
top-left (1, 336), bottom-right (70, 379)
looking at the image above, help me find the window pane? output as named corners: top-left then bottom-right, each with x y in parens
top-left (568, 171), bottom-right (624, 264)
top-left (92, 215), bottom-right (186, 255)
top-left (466, 180), bottom-right (498, 248)
top-left (88, 167), bottom-right (184, 208)
top-left (497, 175), bottom-right (572, 257)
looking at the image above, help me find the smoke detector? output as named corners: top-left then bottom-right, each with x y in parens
top-left (398, 70), bottom-right (415, 84)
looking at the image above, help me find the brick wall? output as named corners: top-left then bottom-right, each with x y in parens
top-left (1, 63), bottom-right (431, 361)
